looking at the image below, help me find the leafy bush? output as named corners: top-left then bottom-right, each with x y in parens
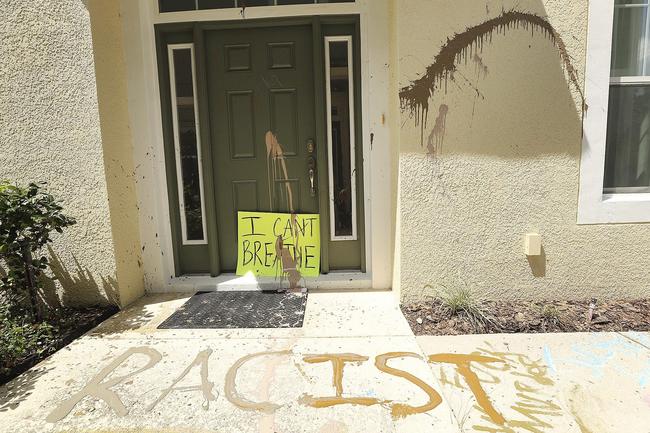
top-left (0, 182), bottom-right (75, 322)
top-left (0, 301), bottom-right (56, 374)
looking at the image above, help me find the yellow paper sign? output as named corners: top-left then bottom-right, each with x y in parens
top-left (236, 211), bottom-right (320, 277)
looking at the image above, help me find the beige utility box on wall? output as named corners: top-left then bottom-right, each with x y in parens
top-left (524, 233), bottom-right (542, 256)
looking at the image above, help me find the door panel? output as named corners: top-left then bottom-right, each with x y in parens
top-left (206, 25), bottom-right (317, 272)
top-left (227, 91), bottom-right (256, 158)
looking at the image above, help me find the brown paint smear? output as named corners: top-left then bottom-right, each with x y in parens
top-left (275, 234), bottom-right (301, 290)
top-left (429, 353), bottom-right (506, 426)
top-left (47, 347), bottom-right (162, 422)
top-left (299, 354), bottom-right (380, 408)
top-left (375, 352), bottom-right (443, 418)
top-left (426, 104), bottom-right (449, 156)
top-left (224, 350), bottom-right (292, 414)
top-left (471, 344), bottom-right (563, 432)
top-left (473, 53), bottom-right (489, 78)
top-left (265, 131), bottom-right (294, 213)
top-left (507, 392), bottom-right (562, 432)
top-left (399, 10), bottom-right (586, 146)
top-left (147, 348), bottom-right (216, 412)
top-left (266, 131), bottom-right (302, 291)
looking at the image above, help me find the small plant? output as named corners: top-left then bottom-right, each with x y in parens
top-left (540, 304), bottom-right (560, 321)
top-left (0, 301), bottom-right (56, 374)
top-left (0, 182), bottom-right (76, 322)
top-left (425, 281), bottom-right (497, 332)
top-left (538, 304), bottom-right (563, 332)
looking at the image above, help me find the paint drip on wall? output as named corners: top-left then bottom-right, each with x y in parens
top-left (399, 10), bottom-right (586, 151)
top-left (426, 104), bottom-right (449, 156)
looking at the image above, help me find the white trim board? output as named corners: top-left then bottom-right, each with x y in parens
top-left (578, 0), bottom-right (650, 224)
top-left (121, 0), bottom-right (396, 292)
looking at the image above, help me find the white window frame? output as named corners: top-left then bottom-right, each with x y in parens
top-left (578, 0), bottom-right (650, 224)
top-left (157, 0), bottom-right (353, 13)
top-left (167, 43), bottom-right (209, 244)
top-left (324, 35), bottom-right (358, 241)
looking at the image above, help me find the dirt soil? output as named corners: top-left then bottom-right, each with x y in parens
top-left (402, 299), bottom-right (650, 335)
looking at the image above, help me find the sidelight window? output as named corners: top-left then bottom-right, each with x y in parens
top-left (325, 36), bottom-right (357, 241)
top-left (168, 44), bottom-right (208, 244)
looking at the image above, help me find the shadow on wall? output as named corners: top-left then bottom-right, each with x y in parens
top-left (526, 246), bottom-right (546, 278)
top-left (40, 246), bottom-right (120, 309)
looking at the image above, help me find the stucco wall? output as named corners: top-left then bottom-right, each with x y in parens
top-left (0, 0), bottom-right (143, 307)
top-left (87, 0), bottom-right (144, 307)
top-left (398, 0), bottom-right (650, 302)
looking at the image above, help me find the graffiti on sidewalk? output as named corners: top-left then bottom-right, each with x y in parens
top-left (46, 345), bottom-right (564, 431)
top-left (436, 342), bottom-right (564, 433)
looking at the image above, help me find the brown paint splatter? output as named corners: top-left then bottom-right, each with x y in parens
top-left (299, 353), bottom-right (380, 408)
top-left (469, 344), bottom-right (564, 432)
top-left (428, 353), bottom-right (506, 425)
top-left (507, 391), bottom-right (563, 431)
top-left (426, 104), bottom-right (449, 156)
top-left (47, 347), bottom-right (163, 422)
top-left (224, 350), bottom-right (292, 414)
top-left (265, 131), bottom-right (294, 213)
top-left (399, 10), bottom-right (585, 146)
top-left (275, 234), bottom-right (301, 290)
top-left (375, 352), bottom-right (443, 419)
top-left (266, 131), bottom-right (303, 290)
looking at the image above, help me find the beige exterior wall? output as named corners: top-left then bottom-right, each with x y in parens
top-left (0, 0), bottom-right (143, 307)
top-left (397, 0), bottom-right (650, 302)
top-left (3, 0), bottom-right (648, 304)
top-left (87, 0), bottom-right (144, 307)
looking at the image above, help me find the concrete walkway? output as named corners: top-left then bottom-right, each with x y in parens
top-left (1, 292), bottom-right (649, 433)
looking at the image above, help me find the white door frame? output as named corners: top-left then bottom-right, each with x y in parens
top-left (119, 0), bottom-right (395, 292)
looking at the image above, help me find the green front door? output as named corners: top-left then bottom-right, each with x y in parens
top-left (206, 25), bottom-right (318, 272)
top-left (158, 18), bottom-right (365, 276)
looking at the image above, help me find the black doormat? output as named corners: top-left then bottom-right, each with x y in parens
top-left (157, 291), bottom-right (308, 329)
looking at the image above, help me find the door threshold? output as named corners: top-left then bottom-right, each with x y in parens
top-left (155, 272), bottom-right (373, 293)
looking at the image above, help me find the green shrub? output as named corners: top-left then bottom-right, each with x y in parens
top-left (0, 301), bottom-right (56, 374)
top-left (0, 182), bottom-right (75, 322)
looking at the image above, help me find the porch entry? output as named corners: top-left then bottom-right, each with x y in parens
top-left (157, 17), bottom-right (365, 277)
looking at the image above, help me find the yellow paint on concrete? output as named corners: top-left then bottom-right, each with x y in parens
top-left (397, 0), bottom-right (650, 302)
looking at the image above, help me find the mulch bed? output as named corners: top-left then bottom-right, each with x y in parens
top-left (0, 305), bottom-right (118, 385)
top-left (402, 299), bottom-right (650, 335)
